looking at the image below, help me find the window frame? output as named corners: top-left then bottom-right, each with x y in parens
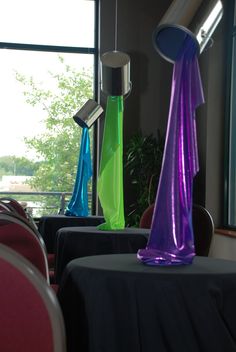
top-left (0, 0), bottom-right (99, 215)
top-left (224, 0), bottom-right (236, 227)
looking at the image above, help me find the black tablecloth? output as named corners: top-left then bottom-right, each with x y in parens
top-left (55, 227), bottom-right (149, 283)
top-left (38, 215), bottom-right (104, 253)
top-left (58, 254), bottom-right (236, 352)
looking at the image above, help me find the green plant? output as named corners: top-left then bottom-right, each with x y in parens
top-left (124, 130), bottom-right (165, 227)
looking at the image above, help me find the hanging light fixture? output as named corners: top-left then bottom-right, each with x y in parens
top-left (100, 0), bottom-right (131, 97)
top-left (153, 0), bottom-right (223, 63)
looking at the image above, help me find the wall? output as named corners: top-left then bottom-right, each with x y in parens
top-left (99, 0), bottom-right (172, 214)
top-left (99, 0), bottom-right (227, 227)
top-left (196, 0), bottom-right (228, 227)
top-left (99, 0), bottom-right (172, 138)
top-left (209, 233), bottom-right (236, 261)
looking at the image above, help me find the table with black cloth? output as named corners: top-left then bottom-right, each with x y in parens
top-left (54, 226), bottom-right (149, 283)
top-left (38, 215), bottom-right (104, 253)
top-left (58, 253), bottom-right (236, 352)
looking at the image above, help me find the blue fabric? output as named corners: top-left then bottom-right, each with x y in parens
top-left (65, 128), bottom-right (92, 217)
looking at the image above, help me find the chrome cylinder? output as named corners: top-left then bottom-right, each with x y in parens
top-left (73, 99), bottom-right (103, 129)
top-left (153, 0), bottom-right (223, 63)
top-left (101, 51), bottom-right (131, 96)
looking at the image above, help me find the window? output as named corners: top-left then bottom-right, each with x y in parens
top-left (225, 0), bottom-right (236, 226)
top-left (0, 0), bottom-right (98, 216)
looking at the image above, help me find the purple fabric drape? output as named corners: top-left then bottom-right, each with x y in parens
top-left (138, 38), bottom-right (204, 265)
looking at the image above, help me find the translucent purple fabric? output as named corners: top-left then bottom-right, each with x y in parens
top-left (137, 38), bottom-right (204, 266)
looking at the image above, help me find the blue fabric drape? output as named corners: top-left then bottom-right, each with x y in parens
top-left (65, 127), bottom-right (92, 217)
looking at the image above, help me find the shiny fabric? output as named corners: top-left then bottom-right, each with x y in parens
top-left (97, 96), bottom-right (125, 230)
top-left (138, 38), bottom-right (204, 265)
top-left (65, 128), bottom-right (92, 217)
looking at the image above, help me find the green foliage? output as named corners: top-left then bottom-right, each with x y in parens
top-left (15, 56), bottom-right (93, 193)
top-left (124, 131), bottom-right (165, 227)
top-left (0, 156), bottom-right (39, 177)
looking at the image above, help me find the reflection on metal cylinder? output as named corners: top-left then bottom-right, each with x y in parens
top-left (73, 99), bottom-right (104, 129)
top-left (101, 51), bottom-right (131, 96)
top-left (153, 0), bottom-right (223, 63)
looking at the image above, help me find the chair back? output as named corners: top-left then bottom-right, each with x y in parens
top-left (0, 211), bottom-right (49, 282)
top-left (139, 204), bottom-right (155, 229)
top-left (192, 204), bottom-right (214, 256)
top-left (0, 197), bottom-right (28, 219)
top-left (139, 203), bottom-right (214, 256)
top-left (0, 244), bottom-right (66, 352)
top-left (0, 200), bottom-right (17, 214)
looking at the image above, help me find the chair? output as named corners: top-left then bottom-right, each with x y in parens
top-left (0, 211), bottom-right (49, 282)
top-left (0, 197), bottom-right (41, 236)
top-left (0, 197), bottom-right (28, 219)
top-left (0, 243), bottom-right (66, 352)
top-left (139, 203), bottom-right (214, 256)
top-left (192, 204), bottom-right (214, 256)
top-left (139, 203), bottom-right (155, 229)
top-left (0, 200), bottom-right (16, 213)
top-left (0, 204), bottom-right (55, 273)
top-left (0, 197), bottom-right (59, 270)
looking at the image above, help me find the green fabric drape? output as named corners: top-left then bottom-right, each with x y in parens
top-left (97, 96), bottom-right (125, 230)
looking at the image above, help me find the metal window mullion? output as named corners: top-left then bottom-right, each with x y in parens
top-left (229, 36), bottom-right (236, 225)
top-left (0, 42), bottom-right (95, 54)
top-left (224, 0), bottom-right (236, 227)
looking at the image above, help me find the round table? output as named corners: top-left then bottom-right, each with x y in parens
top-left (58, 253), bottom-right (236, 352)
top-left (55, 226), bottom-right (149, 283)
top-left (38, 215), bottom-right (104, 253)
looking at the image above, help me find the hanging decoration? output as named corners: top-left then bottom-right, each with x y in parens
top-left (138, 0), bottom-right (223, 265)
top-left (66, 128), bottom-right (92, 217)
top-left (97, 0), bottom-right (131, 230)
top-left (66, 100), bottom-right (103, 217)
top-left (97, 96), bottom-right (125, 230)
top-left (138, 37), bottom-right (204, 265)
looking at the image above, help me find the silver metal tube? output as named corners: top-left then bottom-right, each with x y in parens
top-left (101, 51), bottom-right (131, 96)
top-left (73, 99), bottom-right (104, 129)
top-left (153, 0), bottom-right (223, 63)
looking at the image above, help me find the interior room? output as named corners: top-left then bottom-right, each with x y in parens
top-left (99, 0), bottom-right (234, 259)
top-left (100, 0), bottom-right (225, 223)
top-left (0, 0), bottom-right (236, 351)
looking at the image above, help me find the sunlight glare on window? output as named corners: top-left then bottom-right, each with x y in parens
top-left (0, 0), bottom-right (96, 216)
top-left (0, 50), bottom-right (94, 159)
top-left (0, 0), bottom-right (94, 47)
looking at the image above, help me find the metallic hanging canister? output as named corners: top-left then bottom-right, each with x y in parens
top-left (153, 0), bottom-right (223, 63)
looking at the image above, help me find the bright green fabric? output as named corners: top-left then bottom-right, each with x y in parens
top-left (97, 96), bottom-right (125, 230)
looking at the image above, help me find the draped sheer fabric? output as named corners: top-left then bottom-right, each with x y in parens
top-left (138, 38), bottom-right (204, 265)
top-left (66, 128), bottom-right (92, 217)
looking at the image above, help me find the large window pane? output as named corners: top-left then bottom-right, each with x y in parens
top-left (0, 49), bottom-right (94, 215)
top-left (0, 49), bottom-right (94, 158)
top-left (0, 0), bottom-right (95, 47)
top-left (0, 0), bottom-right (96, 217)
